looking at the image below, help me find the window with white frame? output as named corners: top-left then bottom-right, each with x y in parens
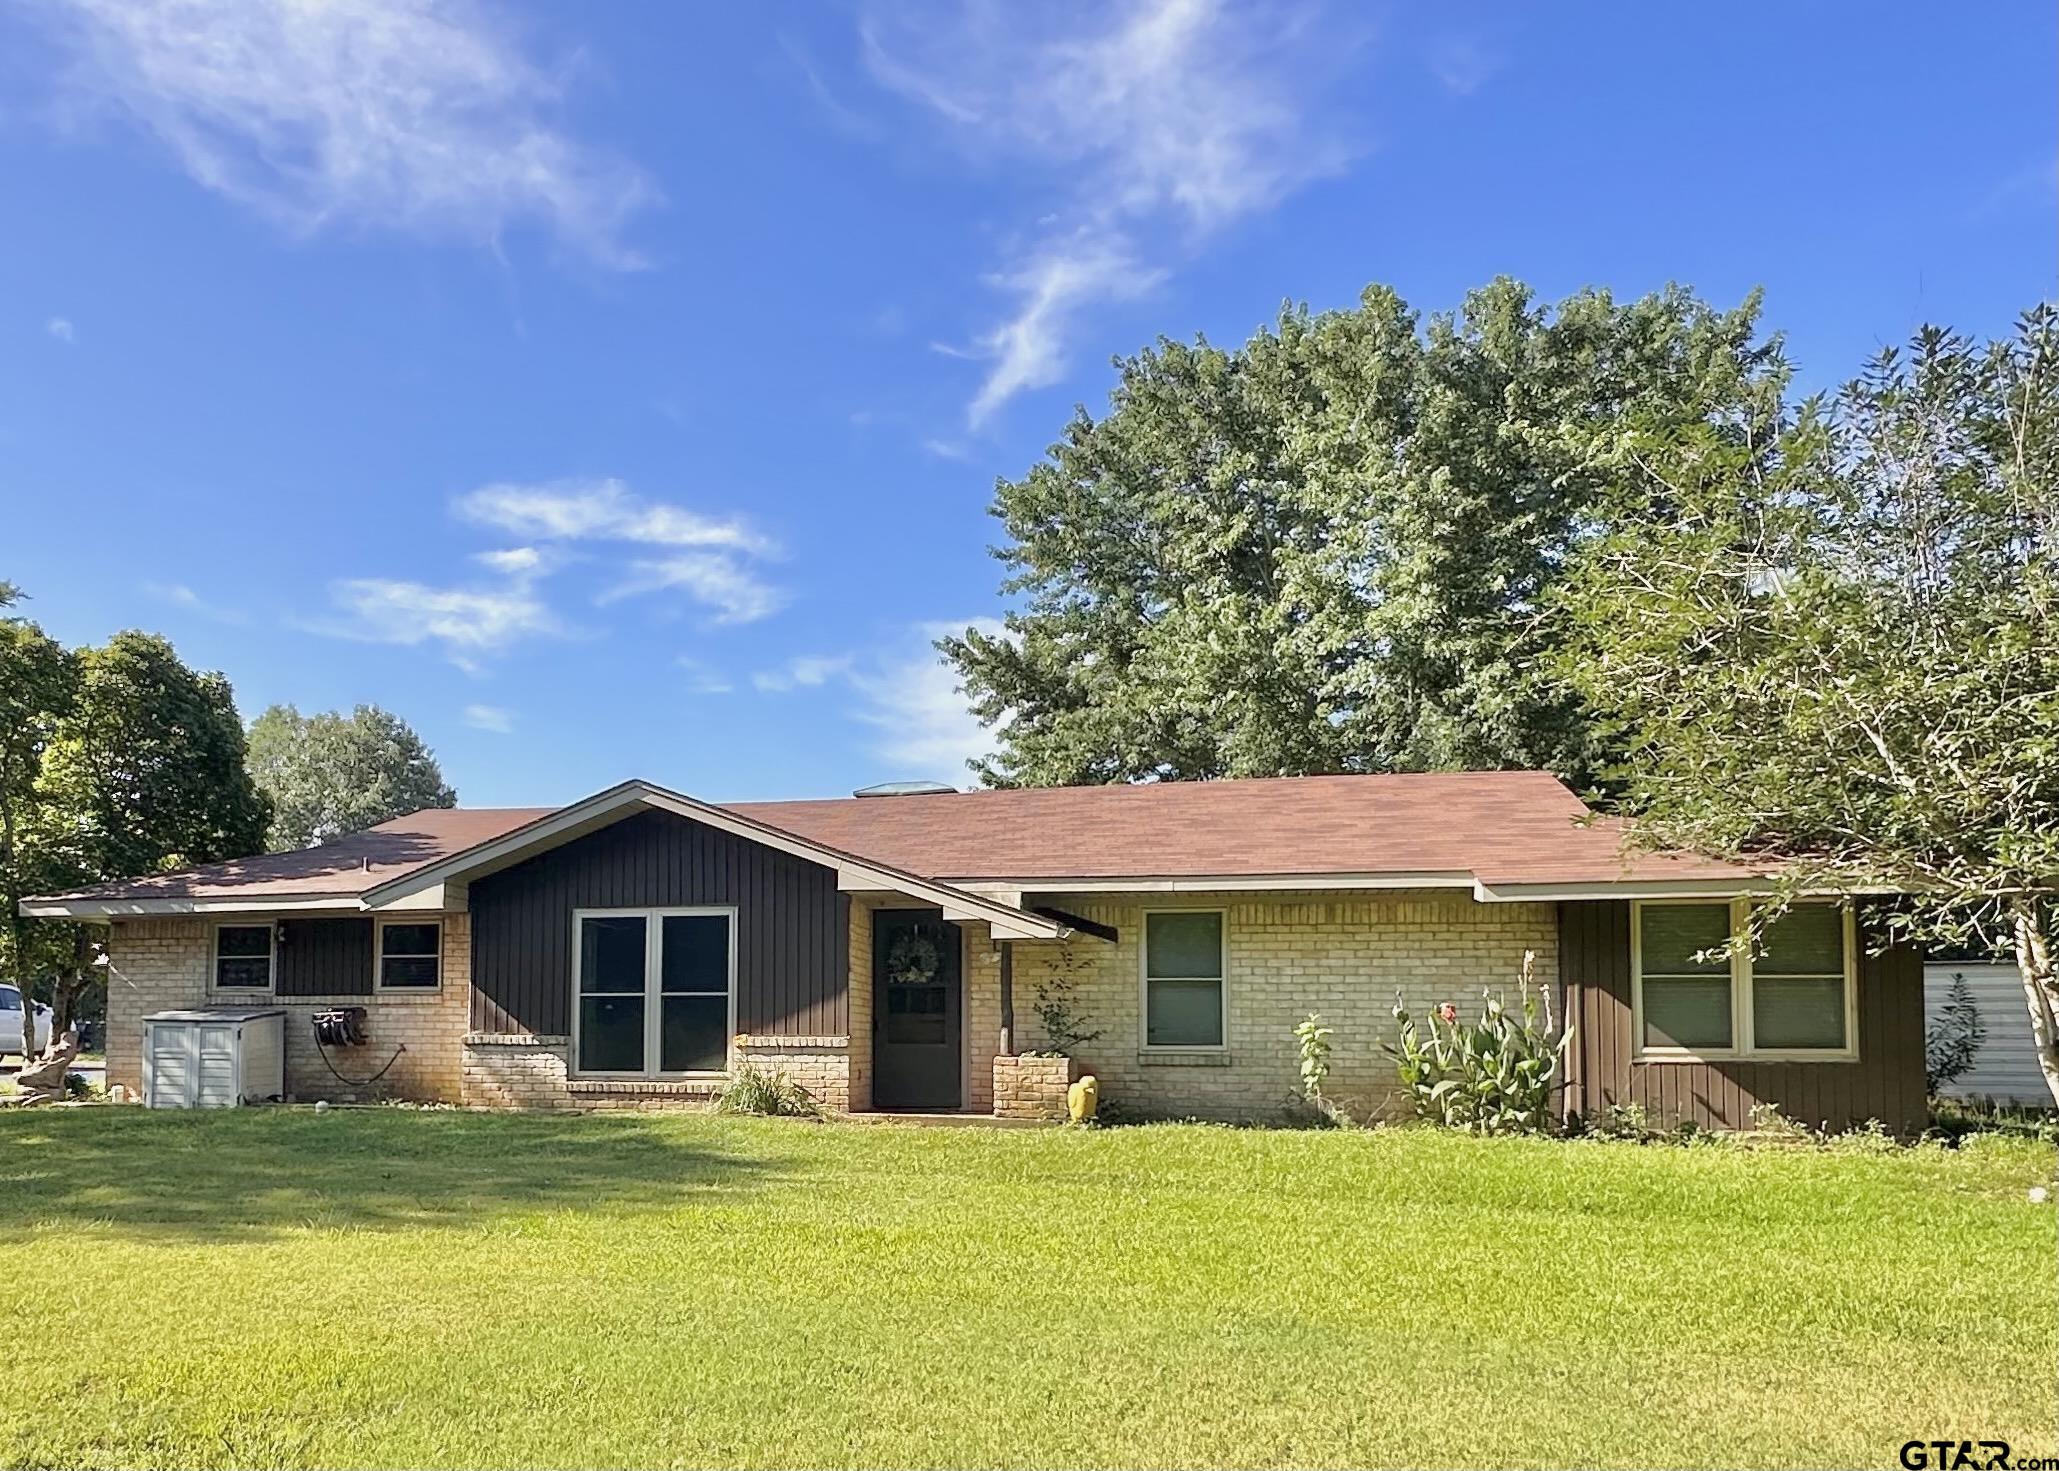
top-left (377, 920), bottom-right (442, 990)
top-left (1143, 910), bottom-right (1226, 1048)
top-left (213, 923), bottom-right (275, 991)
top-left (573, 908), bottom-right (734, 1077)
top-left (1634, 900), bottom-right (1855, 1059)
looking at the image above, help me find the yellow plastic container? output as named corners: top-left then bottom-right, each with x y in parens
top-left (1066, 1074), bottom-right (1099, 1124)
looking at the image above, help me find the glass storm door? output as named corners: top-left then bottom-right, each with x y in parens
top-left (871, 909), bottom-right (962, 1110)
top-left (575, 909), bottom-right (733, 1076)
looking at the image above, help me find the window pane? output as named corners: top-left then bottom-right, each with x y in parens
top-left (381, 923), bottom-right (440, 957)
top-left (1755, 977), bottom-right (1846, 1049)
top-left (661, 995), bottom-right (729, 1072)
top-left (215, 958), bottom-right (272, 989)
top-left (578, 995), bottom-right (645, 1071)
top-left (580, 917), bottom-right (646, 994)
top-left (0, 988), bottom-right (21, 1012)
top-left (885, 984), bottom-right (947, 1044)
top-left (217, 925), bottom-right (272, 958)
top-left (1642, 977), bottom-right (1732, 1049)
top-left (662, 915), bottom-right (729, 993)
top-left (1638, 905), bottom-right (1731, 974)
top-left (380, 956), bottom-right (439, 989)
top-left (1148, 978), bottom-right (1223, 1046)
top-left (1146, 912), bottom-right (1223, 979)
top-left (1758, 906), bottom-right (1844, 976)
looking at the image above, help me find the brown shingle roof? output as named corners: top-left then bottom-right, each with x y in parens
top-left (27, 807), bottom-right (554, 903)
top-left (728, 772), bottom-right (1755, 886)
top-left (24, 772), bottom-right (1759, 906)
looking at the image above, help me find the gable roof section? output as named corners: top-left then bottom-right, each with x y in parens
top-left (19, 771), bottom-right (1770, 920)
top-left (356, 780), bottom-right (1074, 942)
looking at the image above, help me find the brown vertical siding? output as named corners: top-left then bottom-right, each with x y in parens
top-left (469, 808), bottom-right (848, 1038)
top-left (1558, 900), bottom-right (1928, 1134)
top-left (276, 917), bottom-right (373, 997)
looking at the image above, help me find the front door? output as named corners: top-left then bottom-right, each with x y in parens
top-left (872, 909), bottom-right (962, 1110)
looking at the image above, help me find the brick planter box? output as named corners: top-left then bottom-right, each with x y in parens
top-left (993, 1052), bottom-right (1079, 1121)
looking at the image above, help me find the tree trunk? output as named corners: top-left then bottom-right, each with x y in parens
top-left (2009, 897), bottom-right (2059, 1110)
top-left (1, 787), bottom-right (28, 1059)
top-left (40, 925), bottom-right (94, 1055)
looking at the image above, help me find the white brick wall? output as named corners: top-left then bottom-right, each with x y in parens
top-left (105, 915), bottom-right (472, 1104)
top-left (847, 898), bottom-right (873, 1112)
top-left (1005, 890), bottom-right (1558, 1122)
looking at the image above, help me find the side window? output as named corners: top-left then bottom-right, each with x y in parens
top-left (1636, 903), bottom-right (1734, 1051)
top-left (1143, 911), bottom-right (1225, 1047)
top-left (378, 922), bottom-right (442, 990)
top-left (213, 924), bottom-right (275, 991)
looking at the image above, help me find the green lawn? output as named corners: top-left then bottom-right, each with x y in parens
top-left (1, 1111), bottom-right (2052, 1469)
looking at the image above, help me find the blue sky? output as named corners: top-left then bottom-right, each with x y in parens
top-left (2, 1), bottom-right (2052, 807)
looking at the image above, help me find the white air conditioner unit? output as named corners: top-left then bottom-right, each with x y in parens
top-left (142, 1006), bottom-right (286, 1108)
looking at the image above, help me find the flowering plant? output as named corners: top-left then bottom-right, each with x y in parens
top-left (1386, 952), bottom-right (1572, 1134)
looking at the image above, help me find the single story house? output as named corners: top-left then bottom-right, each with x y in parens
top-left (20, 772), bottom-right (1930, 1131)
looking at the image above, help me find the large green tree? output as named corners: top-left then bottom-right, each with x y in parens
top-left (21, 629), bottom-right (272, 1051)
top-left (1555, 307), bottom-right (2059, 1104)
top-left (247, 704), bottom-right (456, 852)
top-left (0, 593), bottom-right (77, 1055)
top-left (942, 278), bottom-right (1781, 786)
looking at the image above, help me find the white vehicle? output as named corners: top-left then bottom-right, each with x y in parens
top-left (0, 985), bottom-right (56, 1061)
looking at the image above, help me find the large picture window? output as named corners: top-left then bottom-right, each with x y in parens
top-left (573, 908), bottom-right (734, 1077)
top-left (1142, 910), bottom-right (1226, 1048)
top-left (212, 923), bottom-right (275, 991)
top-left (1633, 900), bottom-right (1856, 1060)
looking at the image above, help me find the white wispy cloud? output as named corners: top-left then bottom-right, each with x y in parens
top-left (320, 576), bottom-right (558, 666)
top-left (968, 238), bottom-right (1164, 428)
top-left (1427, 36), bottom-right (1501, 97)
top-left (463, 703), bottom-right (515, 733)
top-left (45, 316), bottom-right (75, 343)
top-left (863, 0), bottom-right (1359, 425)
top-left (753, 620), bottom-right (1004, 777)
top-left (456, 478), bottom-right (772, 554)
top-left (753, 654), bottom-right (856, 693)
top-left (143, 579), bottom-right (245, 623)
top-left (677, 655), bottom-right (734, 695)
top-left (472, 546), bottom-right (547, 576)
top-left (36, 0), bottom-right (653, 268)
top-left (456, 478), bottom-right (784, 624)
top-left (604, 553), bottom-right (785, 625)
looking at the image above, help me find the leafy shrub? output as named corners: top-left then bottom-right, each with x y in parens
top-left (1290, 1013), bottom-right (1353, 1127)
top-left (1386, 952), bottom-right (1572, 1134)
top-left (1030, 943), bottom-right (1104, 1055)
top-left (1294, 1013), bottom-right (1333, 1099)
top-left (1586, 1101), bottom-right (1654, 1141)
top-left (1826, 1119), bottom-right (1901, 1154)
top-left (1924, 973), bottom-right (1986, 1094)
top-left (1926, 1096), bottom-right (2059, 1146)
top-left (715, 1060), bottom-right (823, 1118)
top-left (1745, 1101), bottom-right (1817, 1141)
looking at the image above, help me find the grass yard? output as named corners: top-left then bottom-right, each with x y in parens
top-left (1, 1111), bottom-right (2053, 1469)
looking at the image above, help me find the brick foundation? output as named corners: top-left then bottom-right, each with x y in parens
top-left (734, 1035), bottom-right (851, 1112)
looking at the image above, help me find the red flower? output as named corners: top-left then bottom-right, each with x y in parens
top-left (1436, 1002), bottom-right (1459, 1024)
